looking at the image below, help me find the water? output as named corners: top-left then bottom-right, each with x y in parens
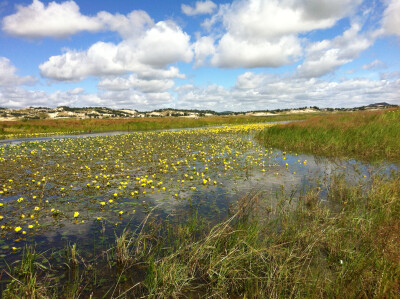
top-left (0, 124), bottom-right (398, 282)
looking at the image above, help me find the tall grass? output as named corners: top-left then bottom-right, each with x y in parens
top-left (257, 108), bottom-right (400, 162)
top-left (2, 173), bottom-right (400, 298)
top-left (0, 113), bottom-right (319, 137)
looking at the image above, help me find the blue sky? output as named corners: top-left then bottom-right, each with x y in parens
top-left (0, 0), bottom-right (399, 111)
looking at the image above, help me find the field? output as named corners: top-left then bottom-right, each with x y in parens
top-left (0, 114), bottom-right (317, 139)
top-left (0, 110), bottom-right (399, 298)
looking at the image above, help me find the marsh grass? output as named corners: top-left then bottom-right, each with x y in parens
top-left (257, 108), bottom-right (400, 162)
top-left (1, 246), bottom-right (51, 298)
top-left (2, 173), bottom-right (400, 298)
top-left (0, 113), bottom-right (317, 138)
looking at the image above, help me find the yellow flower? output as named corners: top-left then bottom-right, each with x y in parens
top-left (28, 225), bottom-right (33, 228)
top-left (34, 206), bottom-right (39, 211)
top-left (100, 202), bottom-right (106, 205)
top-left (50, 208), bottom-right (55, 212)
top-left (109, 199), bottom-right (113, 203)
top-left (119, 211), bottom-right (123, 215)
top-left (74, 212), bottom-right (79, 218)
top-left (15, 226), bottom-right (22, 232)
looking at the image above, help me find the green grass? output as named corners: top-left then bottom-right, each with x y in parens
top-left (0, 113), bottom-right (321, 138)
top-left (257, 108), bottom-right (400, 162)
top-left (3, 173), bottom-right (400, 298)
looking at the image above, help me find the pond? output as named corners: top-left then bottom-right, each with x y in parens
top-left (0, 123), bottom-right (398, 294)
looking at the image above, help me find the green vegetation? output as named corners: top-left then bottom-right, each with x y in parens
top-left (257, 108), bottom-right (400, 162)
top-left (0, 113), bottom-right (319, 138)
top-left (2, 173), bottom-right (400, 297)
top-left (1, 108), bottom-right (399, 297)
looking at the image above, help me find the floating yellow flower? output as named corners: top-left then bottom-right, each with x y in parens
top-left (28, 225), bottom-right (33, 228)
top-left (34, 206), bottom-right (39, 211)
top-left (74, 212), bottom-right (79, 218)
top-left (119, 211), bottom-right (123, 215)
top-left (15, 226), bottom-right (22, 232)
top-left (100, 202), bottom-right (106, 205)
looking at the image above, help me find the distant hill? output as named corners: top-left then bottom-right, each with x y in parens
top-left (367, 102), bottom-right (396, 107)
top-left (0, 103), bottom-right (397, 121)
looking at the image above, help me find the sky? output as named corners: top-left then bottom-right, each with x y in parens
top-left (0, 0), bottom-right (399, 111)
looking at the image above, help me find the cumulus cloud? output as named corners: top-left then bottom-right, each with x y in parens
top-left (196, 0), bottom-right (363, 68)
top-left (296, 23), bottom-right (373, 78)
top-left (181, 1), bottom-right (217, 16)
top-left (362, 59), bottom-right (386, 70)
top-left (2, 73), bottom-right (399, 110)
top-left (214, 0), bottom-right (361, 40)
top-left (39, 21), bottom-right (192, 81)
top-left (193, 36), bottom-right (216, 67)
top-left (2, 0), bottom-right (104, 38)
top-left (98, 75), bottom-right (175, 93)
top-left (97, 10), bottom-right (154, 40)
top-left (235, 72), bottom-right (266, 89)
top-left (2, 0), bottom-right (158, 40)
top-left (0, 57), bottom-right (36, 86)
top-left (175, 74), bottom-right (400, 111)
top-left (382, 0), bottom-right (400, 35)
top-left (0, 85), bottom-right (175, 110)
top-left (211, 34), bottom-right (302, 68)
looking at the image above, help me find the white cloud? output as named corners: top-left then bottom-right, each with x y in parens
top-left (193, 36), bottom-right (215, 67)
top-left (98, 75), bottom-right (175, 93)
top-left (198, 0), bottom-right (362, 68)
top-left (2, 1), bottom-right (159, 40)
top-left (181, 1), bottom-right (217, 16)
top-left (175, 72), bottom-right (400, 111)
top-left (39, 21), bottom-right (192, 81)
top-left (1, 73), bottom-right (399, 110)
top-left (2, 0), bottom-right (104, 38)
top-left (218, 0), bottom-right (361, 40)
top-left (97, 10), bottom-right (154, 40)
top-left (0, 57), bottom-right (36, 86)
top-left (211, 33), bottom-right (302, 68)
top-left (362, 59), bottom-right (386, 70)
top-left (0, 85), bottom-right (175, 110)
top-left (235, 72), bottom-right (266, 89)
top-left (382, 0), bottom-right (400, 35)
top-left (297, 23), bottom-right (373, 78)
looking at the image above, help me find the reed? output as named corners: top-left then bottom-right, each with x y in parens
top-left (257, 108), bottom-right (400, 162)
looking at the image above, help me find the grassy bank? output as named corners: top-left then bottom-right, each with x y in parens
top-left (0, 113), bottom-right (319, 138)
top-left (257, 108), bottom-right (400, 162)
top-left (2, 173), bottom-right (400, 298)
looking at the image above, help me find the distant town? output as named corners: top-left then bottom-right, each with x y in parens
top-left (0, 102), bottom-right (397, 121)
